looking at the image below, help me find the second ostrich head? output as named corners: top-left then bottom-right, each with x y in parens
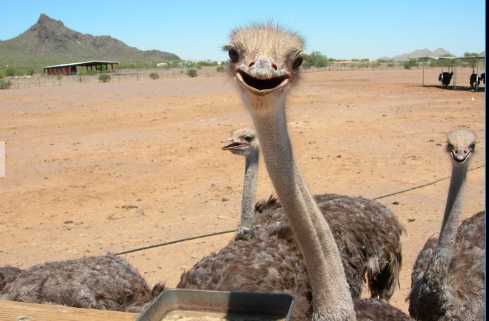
top-left (222, 128), bottom-right (259, 157)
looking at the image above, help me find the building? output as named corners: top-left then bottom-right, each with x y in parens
top-left (43, 61), bottom-right (119, 76)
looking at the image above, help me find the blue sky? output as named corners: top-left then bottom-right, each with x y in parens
top-left (1, 1), bottom-right (485, 61)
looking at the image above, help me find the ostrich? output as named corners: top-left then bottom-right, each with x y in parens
top-left (0, 254), bottom-right (163, 312)
top-left (438, 72), bottom-right (453, 88)
top-left (469, 73), bottom-right (479, 89)
top-left (222, 128), bottom-right (260, 240)
top-left (180, 24), bottom-right (412, 321)
top-left (221, 128), bottom-right (403, 300)
top-left (408, 129), bottom-right (484, 321)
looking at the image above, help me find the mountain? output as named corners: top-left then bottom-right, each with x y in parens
top-left (382, 48), bottom-right (454, 61)
top-left (0, 14), bottom-right (180, 68)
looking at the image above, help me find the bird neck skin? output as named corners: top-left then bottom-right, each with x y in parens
top-left (424, 162), bottom-right (468, 289)
top-left (438, 162), bottom-right (468, 250)
top-left (240, 89), bottom-right (356, 321)
top-left (240, 149), bottom-right (259, 234)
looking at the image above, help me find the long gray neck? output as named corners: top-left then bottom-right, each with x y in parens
top-left (240, 149), bottom-right (259, 233)
top-left (425, 162), bottom-right (468, 288)
top-left (242, 91), bottom-right (356, 321)
top-left (438, 163), bottom-right (468, 249)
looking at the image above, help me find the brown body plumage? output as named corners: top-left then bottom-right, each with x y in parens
top-left (409, 211), bottom-right (484, 321)
top-left (0, 254), bottom-right (162, 312)
top-left (178, 222), bottom-right (312, 319)
top-left (178, 211), bottom-right (409, 321)
top-left (255, 194), bottom-right (403, 300)
top-left (0, 266), bottom-right (23, 292)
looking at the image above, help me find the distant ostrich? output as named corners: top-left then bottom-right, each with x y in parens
top-left (438, 72), bottom-right (453, 87)
top-left (409, 129), bottom-right (484, 321)
top-left (220, 128), bottom-right (403, 300)
top-left (0, 254), bottom-right (163, 312)
top-left (469, 73), bottom-right (479, 89)
top-left (180, 24), bottom-right (412, 321)
top-left (480, 72), bottom-right (485, 85)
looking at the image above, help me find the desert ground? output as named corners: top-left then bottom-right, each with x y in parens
top-left (0, 67), bottom-right (484, 314)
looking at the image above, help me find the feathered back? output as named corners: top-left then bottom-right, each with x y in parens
top-left (177, 224), bottom-right (313, 321)
top-left (0, 254), bottom-right (156, 312)
top-left (255, 193), bottom-right (403, 300)
top-left (0, 266), bottom-right (22, 292)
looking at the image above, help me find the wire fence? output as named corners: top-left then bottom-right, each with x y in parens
top-left (114, 163), bottom-right (485, 256)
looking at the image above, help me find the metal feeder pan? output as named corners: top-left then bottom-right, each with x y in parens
top-left (136, 289), bottom-right (295, 321)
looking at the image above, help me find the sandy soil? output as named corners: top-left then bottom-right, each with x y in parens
top-left (0, 67), bottom-right (484, 314)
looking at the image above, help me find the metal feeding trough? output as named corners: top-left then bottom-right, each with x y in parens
top-left (136, 289), bottom-right (295, 321)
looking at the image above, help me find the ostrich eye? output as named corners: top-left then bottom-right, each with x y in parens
top-left (469, 143), bottom-right (475, 151)
top-left (446, 143), bottom-right (454, 151)
top-left (244, 136), bottom-right (253, 142)
top-left (292, 56), bottom-right (303, 70)
top-left (228, 48), bottom-right (240, 63)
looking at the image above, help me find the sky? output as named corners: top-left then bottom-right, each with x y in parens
top-left (1, 1), bottom-right (485, 61)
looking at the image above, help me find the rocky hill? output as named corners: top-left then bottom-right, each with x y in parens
top-left (0, 14), bottom-right (180, 68)
top-left (380, 48), bottom-right (453, 61)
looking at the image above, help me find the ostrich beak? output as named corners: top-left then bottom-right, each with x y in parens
top-left (235, 58), bottom-right (290, 95)
top-left (451, 150), bottom-right (472, 163)
top-left (222, 141), bottom-right (249, 151)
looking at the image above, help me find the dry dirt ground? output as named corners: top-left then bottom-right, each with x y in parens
top-left (0, 68), bottom-right (484, 314)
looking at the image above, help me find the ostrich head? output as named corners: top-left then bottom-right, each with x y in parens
top-left (224, 24), bottom-right (304, 100)
top-left (222, 128), bottom-right (259, 157)
top-left (446, 129), bottom-right (476, 165)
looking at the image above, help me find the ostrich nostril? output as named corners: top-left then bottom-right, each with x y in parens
top-left (249, 62), bottom-right (255, 67)
top-left (272, 63), bottom-right (278, 70)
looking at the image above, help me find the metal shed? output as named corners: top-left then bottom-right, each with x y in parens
top-left (43, 60), bottom-right (119, 75)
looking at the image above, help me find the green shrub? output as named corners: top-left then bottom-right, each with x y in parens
top-left (303, 51), bottom-right (330, 68)
top-left (98, 73), bottom-right (111, 82)
top-left (149, 72), bottom-right (160, 80)
top-left (216, 65), bottom-right (225, 72)
top-left (403, 59), bottom-right (418, 70)
top-left (355, 62), bottom-right (369, 68)
top-left (196, 60), bottom-right (218, 67)
top-left (464, 52), bottom-right (480, 57)
top-left (5, 68), bottom-right (16, 77)
top-left (0, 79), bottom-right (12, 89)
top-left (186, 69), bottom-right (198, 78)
top-left (369, 61), bottom-right (381, 68)
top-left (26, 68), bottom-right (34, 76)
top-left (78, 69), bottom-right (96, 76)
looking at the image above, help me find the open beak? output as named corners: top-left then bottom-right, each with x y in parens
top-left (222, 141), bottom-right (249, 151)
top-left (235, 58), bottom-right (290, 95)
top-left (451, 150), bottom-right (472, 163)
